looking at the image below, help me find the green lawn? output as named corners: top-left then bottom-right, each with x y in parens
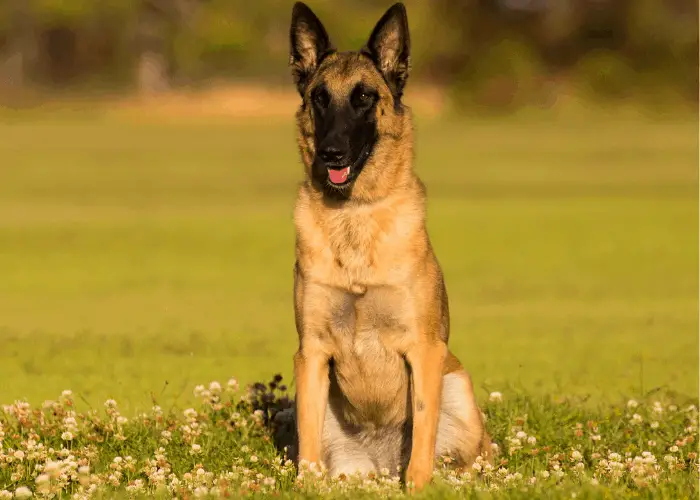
top-left (0, 110), bottom-right (696, 414)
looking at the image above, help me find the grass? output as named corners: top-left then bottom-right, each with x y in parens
top-left (0, 108), bottom-right (696, 410)
top-left (0, 102), bottom-right (697, 497)
top-left (0, 374), bottom-right (698, 498)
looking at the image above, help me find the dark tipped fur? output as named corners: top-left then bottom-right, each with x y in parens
top-left (361, 3), bottom-right (411, 107)
top-left (289, 2), bottom-right (335, 97)
top-left (289, 2), bottom-right (415, 202)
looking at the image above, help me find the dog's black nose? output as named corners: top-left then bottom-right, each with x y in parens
top-left (318, 146), bottom-right (345, 164)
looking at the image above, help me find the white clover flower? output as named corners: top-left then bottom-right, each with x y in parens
top-left (13, 450), bottom-right (25, 460)
top-left (104, 399), bottom-right (117, 409)
top-left (0, 491), bottom-right (12, 500)
top-left (591, 434), bottom-right (601, 441)
top-left (13, 487), bottom-right (32, 499)
top-left (540, 470), bottom-right (550, 479)
top-left (35, 474), bottom-right (49, 485)
top-left (527, 436), bottom-right (537, 445)
top-left (61, 390), bottom-right (73, 398)
top-left (208, 381), bottom-right (222, 394)
top-left (227, 378), bottom-right (239, 391)
top-left (190, 444), bottom-right (202, 455)
top-left (630, 414), bottom-right (643, 424)
top-left (669, 445), bottom-right (679, 453)
top-left (650, 421), bottom-right (659, 429)
top-left (193, 486), bottom-right (209, 498)
top-left (44, 461), bottom-right (61, 476)
top-left (250, 455), bottom-right (258, 463)
top-left (160, 430), bottom-right (172, 443)
top-left (515, 431), bottom-right (527, 440)
top-left (627, 399), bottom-right (638, 409)
top-left (472, 462), bottom-right (482, 472)
top-left (571, 450), bottom-right (583, 461)
top-left (647, 440), bottom-right (656, 447)
top-left (489, 392), bottom-right (503, 403)
top-left (61, 432), bottom-right (73, 441)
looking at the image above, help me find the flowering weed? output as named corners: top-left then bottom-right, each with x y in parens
top-left (0, 375), bottom-right (697, 499)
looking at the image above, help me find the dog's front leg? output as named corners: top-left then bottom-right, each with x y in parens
top-left (404, 339), bottom-right (447, 491)
top-left (294, 345), bottom-right (330, 471)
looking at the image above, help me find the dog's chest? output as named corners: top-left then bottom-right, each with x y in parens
top-left (328, 287), bottom-right (412, 426)
top-left (295, 198), bottom-right (421, 425)
top-left (302, 203), bottom-right (410, 291)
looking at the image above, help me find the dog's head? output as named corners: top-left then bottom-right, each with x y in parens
top-left (289, 2), bottom-right (413, 202)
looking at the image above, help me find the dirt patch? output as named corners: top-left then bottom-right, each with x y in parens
top-left (107, 83), bottom-right (449, 121)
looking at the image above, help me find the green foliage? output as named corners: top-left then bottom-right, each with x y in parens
top-left (29, 0), bottom-right (140, 19)
top-left (451, 38), bottom-right (543, 114)
top-left (573, 50), bottom-right (637, 101)
top-left (0, 0), bottom-right (695, 109)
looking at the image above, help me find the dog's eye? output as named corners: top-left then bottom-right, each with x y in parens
top-left (312, 88), bottom-right (330, 110)
top-left (351, 87), bottom-right (376, 109)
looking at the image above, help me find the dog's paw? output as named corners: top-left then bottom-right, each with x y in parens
top-left (404, 460), bottom-right (433, 493)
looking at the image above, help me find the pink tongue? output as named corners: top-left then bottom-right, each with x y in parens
top-left (328, 167), bottom-right (350, 184)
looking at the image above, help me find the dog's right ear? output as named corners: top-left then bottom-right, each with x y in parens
top-left (289, 2), bottom-right (334, 97)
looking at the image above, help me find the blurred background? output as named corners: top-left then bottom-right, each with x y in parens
top-left (0, 0), bottom-right (698, 110)
top-left (0, 1), bottom-right (697, 412)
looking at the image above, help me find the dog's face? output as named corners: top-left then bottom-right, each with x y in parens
top-left (289, 2), bottom-right (412, 201)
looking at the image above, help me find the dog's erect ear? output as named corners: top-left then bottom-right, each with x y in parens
top-left (289, 2), bottom-right (334, 97)
top-left (363, 3), bottom-right (411, 103)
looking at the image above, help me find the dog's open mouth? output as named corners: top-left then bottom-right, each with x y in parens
top-left (327, 166), bottom-right (351, 185)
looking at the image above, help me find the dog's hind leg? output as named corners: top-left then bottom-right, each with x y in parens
top-left (434, 358), bottom-right (494, 469)
top-left (321, 403), bottom-right (376, 477)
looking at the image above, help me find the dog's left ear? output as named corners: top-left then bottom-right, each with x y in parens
top-left (289, 2), bottom-right (334, 97)
top-left (363, 3), bottom-right (411, 103)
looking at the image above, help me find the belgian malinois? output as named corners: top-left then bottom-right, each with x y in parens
top-left (287, 1), bottom-right (493, 491)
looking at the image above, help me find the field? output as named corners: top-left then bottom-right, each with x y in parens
top-left (0, 95), bottom-right (697, 498)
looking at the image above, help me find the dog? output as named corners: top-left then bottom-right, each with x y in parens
top-left (284, 1), bottom-right (493, 491)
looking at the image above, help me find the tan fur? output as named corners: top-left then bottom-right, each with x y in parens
top-left (289, 26), bottom-right (492, 495)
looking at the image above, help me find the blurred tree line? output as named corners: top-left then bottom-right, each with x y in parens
top-left (0, 0), bottom-right (696, 110)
